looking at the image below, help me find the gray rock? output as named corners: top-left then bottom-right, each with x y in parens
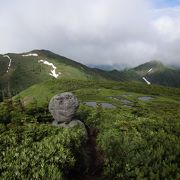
top-left (49, 92), bottom-right (79, 123)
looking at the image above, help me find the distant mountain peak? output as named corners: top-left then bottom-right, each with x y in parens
top-left (139, 60), bottom-right (163, 67)
top-left (134, 60), bottom-right (165, 73)
top-left (147, 60), bottom-right (164, 66)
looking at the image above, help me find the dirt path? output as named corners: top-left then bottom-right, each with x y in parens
top-left (84, 127), bottom-right (104, 180)
top-left (68, 127), bottom-right (104, 180)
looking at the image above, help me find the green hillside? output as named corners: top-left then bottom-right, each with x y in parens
top-left (0, 50), bottom-right (107, 98)
top-left (1, 50), bottom-right (180, 102)
top-left (0, 79), bottom-right (180, 179)
top-left (105, 60), bottom-right (180, 87)
top-left (134, 61), bottom-right (180, 87)
top-left (134, 60), bottom-right (165, 75)
top-left (13, 79), bottom-right (180, 107)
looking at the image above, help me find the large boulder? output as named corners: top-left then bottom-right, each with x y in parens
top-left (49, 92), bottom-right (79, 123)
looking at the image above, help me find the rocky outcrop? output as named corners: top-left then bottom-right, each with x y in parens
top-left (49, 92), bottom-right (79, 123)
top-left (49, 92), bottom-right (87, 135)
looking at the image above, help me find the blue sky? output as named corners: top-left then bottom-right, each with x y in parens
top-left (154, 0), bottom-right (180, 8)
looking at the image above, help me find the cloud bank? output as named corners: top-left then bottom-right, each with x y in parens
top-left (0, 0), bottom-right (180, 66)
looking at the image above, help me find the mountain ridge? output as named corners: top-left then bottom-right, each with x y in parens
top-left (105, 60), bottom-right (180, 87)
top-left (0, 50), bottom-right (180, 101)
top-left (0, 50), bottom-right (109, 98)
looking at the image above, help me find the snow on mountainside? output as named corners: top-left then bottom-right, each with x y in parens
top-left (147, 68), bottom-right (152, 73)
top-left (142, 77), bottom-right (151, 85)
top-left (0, 50), bottom-right (108, 97)
top-left (3, 55), bottom-right (12, 73)
top-left (22, 53), bottom-right (38, 57)
top-left (38, 60), bottom-right (61, 78)
top-left (142, 68), bottom-right (152, 85)
top-left (0, 50), bottom-right (180, 98)
top-left (22, 52), bottom-right (61, 78)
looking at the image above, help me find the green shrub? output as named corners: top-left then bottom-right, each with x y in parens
top-left (0, 124), bottom-right (86, 179)
top-left (97, 113), bottom-right (180, 179)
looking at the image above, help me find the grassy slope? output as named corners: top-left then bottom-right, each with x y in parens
top-left (0, 50), bottom-right (107, 96)
top-left (1, 50), bottom-right (180, 97)
top-left (146, 68), bottom-right (180, 87)
top-left (133, 60), bottom-right (165, 75)
top-left (14, 79), bottom-right (180, 107)
top-left (105, 60), bottom-right (180, 87)
top-left (133, 60), bottom-right (180, 87)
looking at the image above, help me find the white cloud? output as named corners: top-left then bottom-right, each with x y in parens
top-left (0, 0), bottom-right (179, 66)
top-left (154, 16), bottom-right (180, 42)
top-left (153, 6), bottom-right (180, 42)
top-left (151, 6), bottom-right (180, 64)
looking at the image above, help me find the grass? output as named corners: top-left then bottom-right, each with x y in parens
top-left (14, 79), bottom-right (180, 120)
top-left (0, 51), bottom-right (106, 97)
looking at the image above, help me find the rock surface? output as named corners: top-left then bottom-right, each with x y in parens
top-left (49, 92), bottom-right (87, 138)
top-left (49, 92), bottom-right (79, 123)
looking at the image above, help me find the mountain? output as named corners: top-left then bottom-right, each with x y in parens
top-left (105, 60), bottom-right (180, 87)
top-left (133, 60), bottom-right (165, 76)
top-left (0, 50), bottom-right (108, 98)
top-left (0, 50), bottom-right (180, 101)
top-left (134, 60), bottom-right (180, 87)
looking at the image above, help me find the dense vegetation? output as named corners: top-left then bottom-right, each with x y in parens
top-left (78, 106), bottom-right (179, 179)
top-left (0, 99), bottom-right (87, 179)
top-left (0, 79), bottom-right (179, 179)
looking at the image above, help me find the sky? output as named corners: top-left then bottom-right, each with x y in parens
top-left (0, 0), bottom-right (180, 66)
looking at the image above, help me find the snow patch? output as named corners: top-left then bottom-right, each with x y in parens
top-left (22, 53), bottom-right (38, 57)
top-left (147, 68), bottom-right (152, 73)
top-left (142, 77), bottom-right (151, 85)
top-left (38, 60), bottom-right (61, 78)
top-left (3, 55), bottom-right (12, 73)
